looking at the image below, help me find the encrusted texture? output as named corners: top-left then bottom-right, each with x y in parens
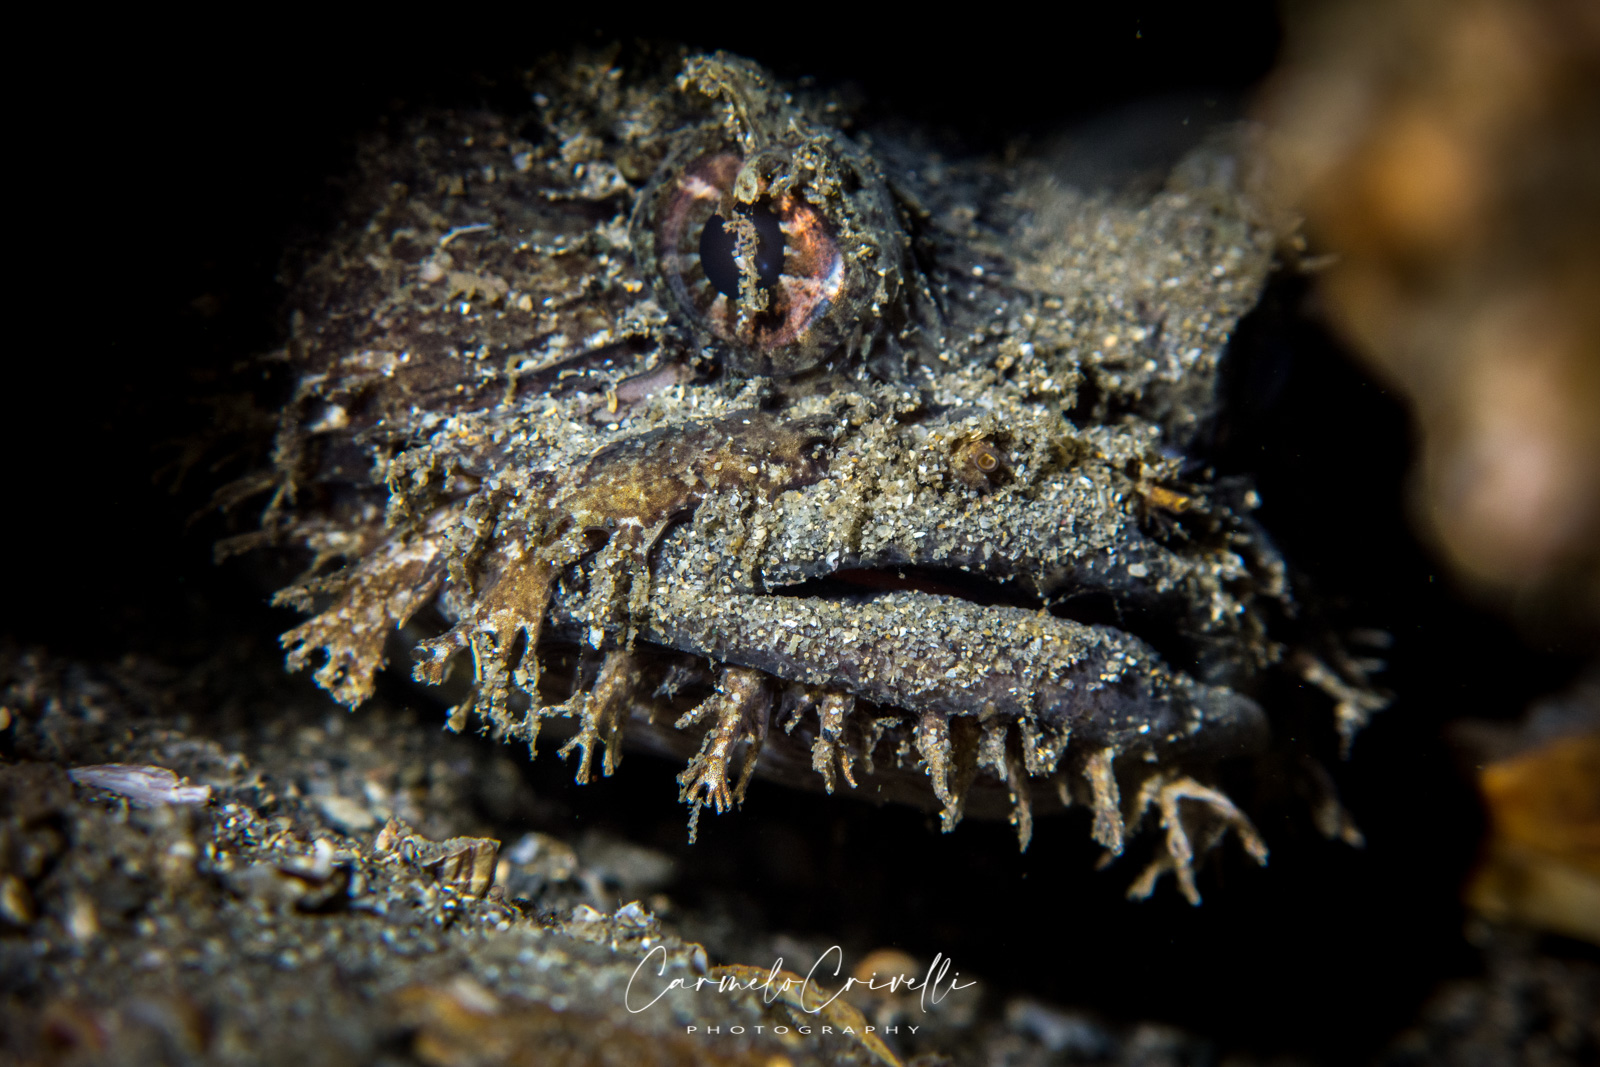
top-left (231, 47), bottom-right (1377, 900)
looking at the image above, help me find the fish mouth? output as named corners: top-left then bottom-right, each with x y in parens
top-left (531, 536), bottom-right (1270, 760)
top-left (522, 565), bottom-right (1267, 826)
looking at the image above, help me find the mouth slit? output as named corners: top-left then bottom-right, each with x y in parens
top-left (773, 566), bottom-right (1038, 608)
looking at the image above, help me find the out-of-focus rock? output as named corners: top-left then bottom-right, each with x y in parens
top-left (494, 831), bottom-right (579, 902)
top-left (576, 830), bottom-right (678, 899)
top-left (0, 873), bottom-right (35, 926)
top-left (314, 792), bottom-right (377, 834)
top-left (1379, 929), bottom-right (1600, 1063)
top-left (36, 994), bottom-right (212, 1066)
top-left (1260, 0), bottom-right (1600, 628)
top-left (395, 974), bottom-right (778, 1067)
top-left (1002, 999), bottom-right (1117, 1058)
top-left (223, 838), bottom-right (353, 911)
top-left (1, 762), bottom-right (72, 930)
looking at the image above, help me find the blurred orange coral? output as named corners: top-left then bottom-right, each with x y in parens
top-left (1467, 729), bottom-right (1600, 944)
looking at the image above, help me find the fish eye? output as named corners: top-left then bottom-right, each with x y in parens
top-left (631, 61), bottom-right (911, 379)
top-left (637, 146), bottom-right (852, 377)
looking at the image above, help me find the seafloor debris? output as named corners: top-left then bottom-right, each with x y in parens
top-left (225, 47), bottom-right (1383, 898)
top-left (4, 644), bottom-right (1340, 1066)
top-left (0, 648), bottom-right (919, 1065)
top-left (1454, 671), bottom-right (1600, 945)
top-left (375, 817), bottom-right (500, 898)
top-left (66, 764), bottom-right (212, 808)
top-left (1378, 928), bottom-right (1600, 1065)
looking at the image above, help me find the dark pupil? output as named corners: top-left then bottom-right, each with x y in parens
top-left (699, 202), bottom-right (784, 300)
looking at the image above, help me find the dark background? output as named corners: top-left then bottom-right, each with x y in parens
top-left (9, 6), bottom-right (1590, 1062)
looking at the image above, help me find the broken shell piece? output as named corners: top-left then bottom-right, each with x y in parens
top-left (375, 818), bottom-right (500, 897)
top-left (67, 764), bottom-right (211, 808)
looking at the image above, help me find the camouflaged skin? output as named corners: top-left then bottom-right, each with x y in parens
top-left (227, 46), bottom-right (1374, 902)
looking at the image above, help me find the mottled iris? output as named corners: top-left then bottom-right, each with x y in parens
top-left (650, 150), bottom-right (845, 370)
